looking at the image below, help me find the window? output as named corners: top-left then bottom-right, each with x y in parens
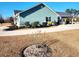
top-left (46, 17), bottom-right (51, 22)
top-left (46, 17), bottom-right (49, 22)
top-left (49, 17), bottom-right (51, 21)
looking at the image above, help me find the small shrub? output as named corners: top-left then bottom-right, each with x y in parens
top-left (19, 26), bottom-right (26, 29)
top-left (66, 20), bottom-right (70, 24)
top-left (25, 21), bottom-right (30, 28)
top-left (53, 20), bottom-right (57, 26)
top-left (76, 17), bottom-right (79, 22)
top-left (42, 22), bottom-right (47, 27)
top-left (64, 18), bottom-right (71, 24)
top-left (4, 25), bottom-right (18, 31)
top-left (47, 21), bottom-right (54, 26)
top-left (31, 21), bottom-right (40, 28)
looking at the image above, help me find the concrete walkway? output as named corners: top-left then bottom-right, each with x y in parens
top-left (0, 24), bottom-right (79, 36)
top-left (0, 26), bottom-right (9, 31)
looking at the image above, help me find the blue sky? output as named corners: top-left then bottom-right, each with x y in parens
top-left (0, 2), bottom-right (79, 18)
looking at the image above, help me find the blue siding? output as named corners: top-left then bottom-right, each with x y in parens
top-left (19, 6), bottom-right (59, 26)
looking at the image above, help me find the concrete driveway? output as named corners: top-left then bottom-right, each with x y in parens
top-left (0, 24), bottom-right (79, 36)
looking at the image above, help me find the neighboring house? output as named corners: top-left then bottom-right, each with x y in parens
top-left (56, 12), bottom-right (73, 24)
top-left (57, 12), bottom-right (79, 24)
top-left (56, 12), bottom-right (72, 18)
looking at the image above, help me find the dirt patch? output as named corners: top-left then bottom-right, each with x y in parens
top-left (22, 44), bottom-right (52, 57)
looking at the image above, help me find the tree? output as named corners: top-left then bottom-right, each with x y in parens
top-left (65, 9), bottom-right (72, 14)
top-left (65, 9), bottom-right (79, 24)
top-left (9, 17), bottom-right (14, 25)
top-left (6, 17), bottom-right (14, 23)
top-left (0, 15), bottom-right (4, 24)
top-left (65, 8), bottom-right (79, 15)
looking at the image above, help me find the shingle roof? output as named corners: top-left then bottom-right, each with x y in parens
top-left (14, 3), bottom-right (59, 17)
top-left (20, 3), bottom-right (46, 17)
top-left (56, 12), bottom-right (73, 18)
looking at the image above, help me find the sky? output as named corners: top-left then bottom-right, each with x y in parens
top-left (0, 2), bottom-right (79, 18)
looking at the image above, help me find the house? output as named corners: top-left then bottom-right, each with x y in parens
top-left (56, 12), bottom-right (73, 24)
top-left (13, 3), bottom-right (61, 27)
top-left (14, 10), bottom-right (22, 15)
top-left (13, 3), bottom-right (73, 27)
top-left (56, 12), bottom-right (72, 18)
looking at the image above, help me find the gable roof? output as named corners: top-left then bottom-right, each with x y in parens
top-left (14, 3), bottom-right (59, 17)
top-left (56, 12), bottom-right (73, 18)
top-left (14, 10), bottom-right (22, 15)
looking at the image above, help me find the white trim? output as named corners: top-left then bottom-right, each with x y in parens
top-left (13, 11), bottom-right (20, 25)
top-left (16, 15), bottom-right (20, 27)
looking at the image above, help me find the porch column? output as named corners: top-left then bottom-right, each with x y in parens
top-left (72, 18), bottom-right (74, 24)
top-left (62, 19), bottom-right (65, 24)
top-left (71, 13), bottom-right (74, 24)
